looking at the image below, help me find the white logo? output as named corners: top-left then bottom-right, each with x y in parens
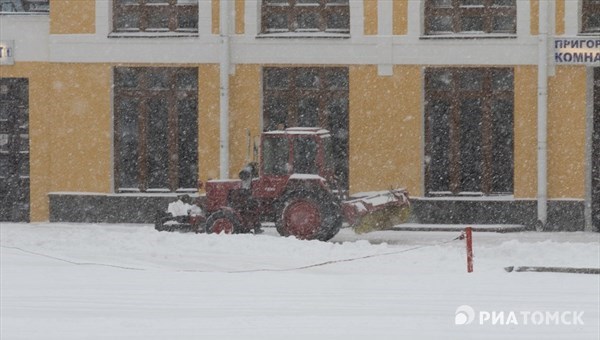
top-left (454, 305), bottom-right (585, 326)
top-left (455, 305), bottom-right (475, 325)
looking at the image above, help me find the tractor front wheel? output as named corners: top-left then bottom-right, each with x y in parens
top-left (205, 209), bottom-right (241, 234)
top-left (276, 190), bottom-right (341, 241)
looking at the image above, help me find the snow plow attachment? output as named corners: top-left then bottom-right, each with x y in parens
top-left (154, 196), bottom-right (206, 233)
top-left (342, 189), bottom-right (411, 234)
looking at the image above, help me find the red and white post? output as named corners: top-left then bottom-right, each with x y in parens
top-left (465, 227), bottom-right (474, 273)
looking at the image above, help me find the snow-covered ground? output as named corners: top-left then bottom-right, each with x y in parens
top-left (1, 223), bottom-right (599, 340)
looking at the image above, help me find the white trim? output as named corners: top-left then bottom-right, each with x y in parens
top-left (198, 0), bottom-right (212, 35)
top-left (245, 0), bottom-right (260, 37)
top-left (584, 67), bottom-right (595, 232)
top-left (516, 0), bottom-right (530, 37)
top-left (349, 0), bottom-right (363, 38)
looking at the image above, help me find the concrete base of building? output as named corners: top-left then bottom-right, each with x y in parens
top-left (410, 198), bottom-right (586, 232)
top-left (49, 193), bottom-right (586, 231)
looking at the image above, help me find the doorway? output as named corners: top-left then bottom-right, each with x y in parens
top-left (0, 78), bottom-right (30, 222)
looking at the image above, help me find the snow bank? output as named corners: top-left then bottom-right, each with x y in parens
top-left (1, 223), bottom-right (598, 340)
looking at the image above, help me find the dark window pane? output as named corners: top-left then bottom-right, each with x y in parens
top-left (178, 99), bottom-right (198, 189)
top-left (148, 69), bottom-right (169, 89)
top-left (296, 69), bottom-right (320, 88)
top-left (114, 68), bottom-right (139, 88)
top-left (0, 134), bottom-right (8, 152)
top-left (262, 137), bottom-right (289, 175)
top-left (459, 98), bottom-right (483, 192)
top-left (113, 0), bottom-right (198, 33)
top-left (18, 153), bottom-right (29, 177)
top-left (431, 0), bottom-right (452, 7)
top-left (115, 10), bottom-right (140, 30)
top-left (177, 8), bottom-right (198, 30)
top-left (147, 98), bottom-right (169, 188)
top-left (265, 68), bottom-right (291, 90)
top-left (325, 69), bottom-right (348, 90)
top-left (327, 11), bottom-right (349, 30)
top-left (264, 96), bottom-right (289, 130)
top-left (298, 97), bottom-right (319, 127)
top-left (429, 70), bottom-right (453, 90)
top-left (493, 16), bottom-right (515, 32)
top-left (428, 100), bottom-right (451, 192)
top-left (262, 0), bottom-right (348, 33)
top-left (460, 70), bottom-right (483, 91)
top-left (297, 12), bottom-right (319, 30)
top-left (461, 16), bottom-right (484, 32)
top-left (293, 137), bottom-right (318, 174)
top-left (492, 0), bottom-right (514, 7)
top-left (176, 69), bottom-right (198, 91)
top-left (117, 98), bottom-right (139, 188)
top-left (460, 0), bottom-right (484, 6)
top-left (0, 155), bottom-right (9, 177)
top-left (429, 15), bottom-right (453, 32)
top-left (265, 12), bottom-right (288, 30)
top-left (492, 69), bottom-right (513, 91)
top-left (491, 99), bottom-right (514, 193)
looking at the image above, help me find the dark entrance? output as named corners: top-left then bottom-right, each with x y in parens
top-left (593, 68), bottom-right (600, 231)
top-left (0, 78), bottom-right (30, 222)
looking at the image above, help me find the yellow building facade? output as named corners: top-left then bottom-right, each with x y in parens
top-left (0, 0), bottom-right (598, 231)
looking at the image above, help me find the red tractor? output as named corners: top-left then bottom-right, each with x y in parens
top-left (156, 127), bottom-right (410, 241)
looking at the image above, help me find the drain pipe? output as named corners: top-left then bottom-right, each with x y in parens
top-left (219, 0), bottom-right (231, 179)
top-left (537, 0), bottom-right (549, 230)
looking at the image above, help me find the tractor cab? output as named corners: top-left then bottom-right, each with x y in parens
top-left (253, 128), bottom-right (337, 200)
top-left (260, 127), bottom-right (335, 180)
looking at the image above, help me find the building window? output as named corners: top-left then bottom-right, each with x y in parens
top-left (424, 0), bottom-right (516, 35)
top-left (424, 68), bottom-right (514, 196)
top-left (263, 67), bottom-right (349, 188)
top-left (112, 0), bottom-right (198, 33)
top-left (261, 0), bottom-right (349, 34)
top-left (0, 0), bottom-right (48, 13)
top-left (114, 67), bottom-right (198, 192)
top-left (582, 0), bottom-right (600, 33)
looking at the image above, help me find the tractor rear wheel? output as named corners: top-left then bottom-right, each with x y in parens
top-left (205, 209), bottom-right (241, 234)
top-left (276, 190), bottom-right (342, 241)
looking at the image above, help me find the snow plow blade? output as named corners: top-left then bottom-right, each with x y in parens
top-left (342, 189), bottom-right (411, 234)
top-left (154, 211), bottom-right (203, 233)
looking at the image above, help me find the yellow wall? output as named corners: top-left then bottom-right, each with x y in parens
top-left (212, 0), bottom-right (220, 34)
top-left (1, 63), bottom-right (52, 221)
top-left (50, 0), bottom-right (95, 34)
top-left (236, 0), bottom-right (245, 34)
top-left (229, 65), bottom-right (262, 174)
top-left (198, 64), bottom-right (220, 181)
top-left (547, 66), bottom-right (586, 199)
top-left (514, 66), bottom-right (538, 198)
top-left (0, 63), bottom-right (111, 221)
top-left (349, 65), bottom-right (423, 196)
top-left (364, 0), bottom-right (378, 35)
top-left (531, 0), bottom-right (539, 35)
top-left (393, 0), bottom-right (408, 35)
top-left (513, 65), bottom-right (587, 199)
top-left (531, 0), bottom-right (565, 35)
top-left (556, 0), bottom-right (565, 35)
top-left (47, 64), bottom-right (112, 196)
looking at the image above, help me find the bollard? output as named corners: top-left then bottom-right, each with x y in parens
top-left (466, 227), bottom-right (473, 273)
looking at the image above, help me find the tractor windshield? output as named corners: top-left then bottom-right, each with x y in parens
top-left (293, 137), bottom-right (318, 174)
top-left (262, 136), bottom-right (289, 175)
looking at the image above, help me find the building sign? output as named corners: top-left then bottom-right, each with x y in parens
top-left (554, 38), bottom-right (600, 65)
top-left (0, 40), bottom-right (15, 65)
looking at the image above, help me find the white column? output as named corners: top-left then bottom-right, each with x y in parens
top-left (220, 0), bottom-right (231, 179)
